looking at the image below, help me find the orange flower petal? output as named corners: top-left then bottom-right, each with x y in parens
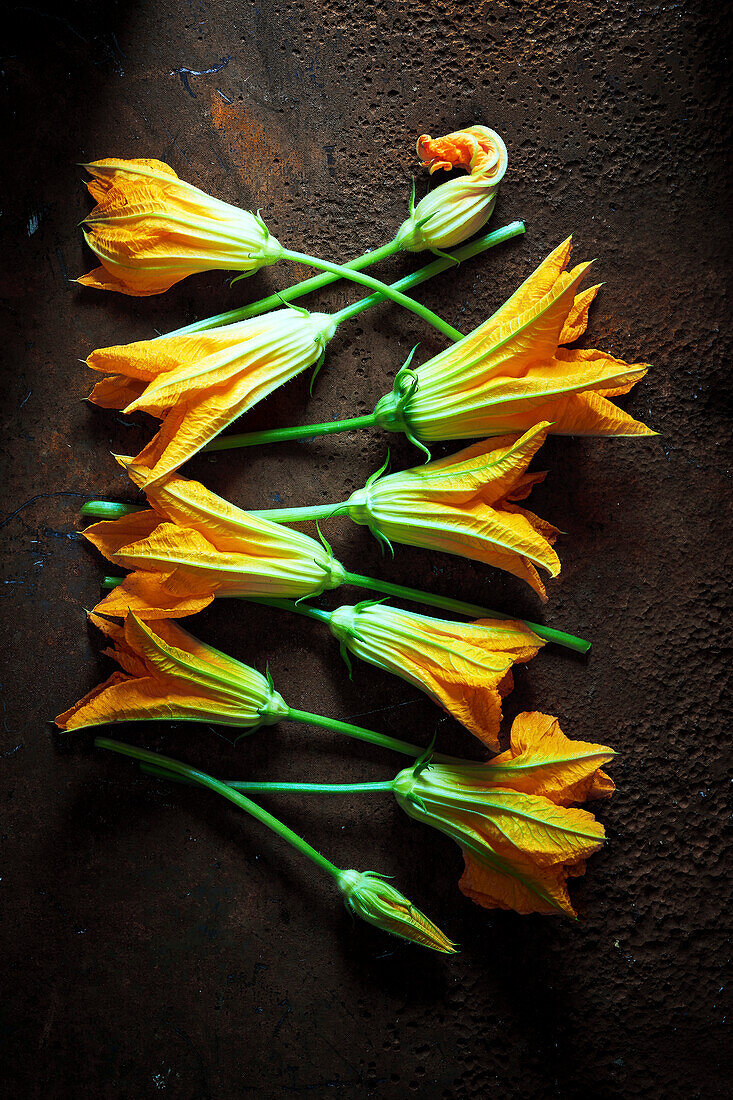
top-left (460, 848), bottom-right (579, 916)
top-left (486, 712), bottom-right (616, 805)
top-left (91, 570), bottom-right (215, 619)
top-left (559, 284), bottom-right (601, 344)
top-left (87, 374), bottom-right (147, 410)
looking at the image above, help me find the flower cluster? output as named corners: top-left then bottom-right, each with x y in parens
top-left (61, 123), bottom-right (642, 953)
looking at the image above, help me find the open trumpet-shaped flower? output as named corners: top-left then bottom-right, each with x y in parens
top-left (87, 308), bottom-right (337, 486)
top-left (395, 125), bottom-right (508, 252)
top-left (86, 462), bottom-right (346, 619)
top-left (344, 422), bottom-right (559, 597)
top-left (77, 159), bottom-right (284, 295)
top-left (374, 237), bottom-right (655, 439)
top-left (393, 711), bottom-right (615, 916)
top-left (56, 612), bottom-right (289, 731)
top-left (328, 601), bottom-right (543, 751)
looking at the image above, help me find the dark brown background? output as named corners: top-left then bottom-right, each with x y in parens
top-left (1, 1), bottom-right (730, 1096)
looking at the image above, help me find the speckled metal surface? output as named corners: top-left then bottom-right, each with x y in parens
top-left (1, 1), bottom-right (730, 1096)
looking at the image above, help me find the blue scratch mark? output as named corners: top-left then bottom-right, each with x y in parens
top-left (217, 89), bottom-right (233, 103)
top-left (19, 390), bottom-right (31, 409)
top-left (171, 56), bottom-right (231, 98)
top-left (55, 248), bottom-right (69, 283)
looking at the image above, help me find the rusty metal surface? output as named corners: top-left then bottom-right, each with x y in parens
top-left (1, 1), bottom-right (730, 1096)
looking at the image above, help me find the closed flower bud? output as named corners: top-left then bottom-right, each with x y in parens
top-left (395, 126), bottom-right (507, 252)
top-left (336, 869), bottom-right (456, 953)
top-left (87, 308), bottom-right (337, 486)
top-left (78, 158), bottom-right (283, 295)
top-left (56, 613), bottom-right (289, 731)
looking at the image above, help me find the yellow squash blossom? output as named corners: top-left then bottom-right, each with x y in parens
top-left (77, 158), bottom-right (283, 295)
top-left (345, 422), bottom-right (559, 598)
top-left (374, 237), bottom-right (655, 439)
top-left (56, 613), bottom-right (289, 731)
top-left (328, 601), bottom-right (543, 751)
top-left (87, 309), bottom-right (337, 486)
top-left (86, 462), bottom-right (346, 619)
top-left (395, 125), bottom-right (508, 252)
top-left (336, 870), bottom-right (456, 953)
top-left (394, 711), bottom-right (615, 916)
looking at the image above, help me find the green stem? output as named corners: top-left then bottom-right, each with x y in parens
top-left (280, 248), bottom-right (463, 342)
top-left (246, 597), bottom-right (332, 623)
top-left (202, 413), bottom-right (378, 453)
top-left (81, 501), bottom-right (144, 519)
top-left (285, 708), bottom-right (462, 763)
top-left (249, 502), bottom-right (346, 523)
top-left (341, 572), bottom-right (591, 655)
top-left (165, 224), bottom-right (524, 336)
top-left (94, 738), bottom-right (340, 877)
top-left (331, 222), bottom-right (524, 326)
top-left (166, 239), bottom-right (402, 336)
top-left (141, 763), bottom-right (395, 794)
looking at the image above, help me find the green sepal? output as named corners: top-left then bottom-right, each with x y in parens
top-left (254, 209), bottom-right (270, 241)
top-left (365, 450), bottom-right (391, 490)
top-left (338, 640), bottom-right (354, 679)
top-left (370, 525), bottom-right (394, 558)
top-left (429, 246), bottom-right (460, 266)
top-left (408, 175), bottom-right (416, 217)
top-left (309, 347), bottom-right (326, 396)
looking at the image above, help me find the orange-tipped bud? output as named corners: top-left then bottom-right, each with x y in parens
top-left (395, 125), bottom-right (507, 252)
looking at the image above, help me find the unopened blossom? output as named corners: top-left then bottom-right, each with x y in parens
top-left (395, 125), bottom-right (508, 252)
top-left (328, 601), bottom-right (543, 750)
top-left (336, 869), bottom-right (456, 952)
top-left (56, 613), bottom-right (289, 731)
top-left (86, 463), bottom-right (346, 620)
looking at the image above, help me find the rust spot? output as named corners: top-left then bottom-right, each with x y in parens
top-left (209, 97), bottom-right (305, 195)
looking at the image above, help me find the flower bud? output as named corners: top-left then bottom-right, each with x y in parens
top-left (336, 869), bottom-right (456, 953)
top-left (394, 126), bottom-right (507, 252)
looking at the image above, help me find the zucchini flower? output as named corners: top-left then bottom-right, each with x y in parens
top-left (56, 612), bottom-right (289, 731)
top-left (393, 711), bottom-right (615, 916)
top-left (87, 308), bottom-right (337, 487)
top-left (395, 125), bottom-right (508, 252)
top-left (86, 463), bottom-right (346, 619)
top-left (336, 870), bottom-right (456, 953)
top-left (77, 159), bottom-right (283, 295)
top-left (344, 423), bottom-right (560, 598)
top-left (374, 237), bottom-right (655, 439)
top-left (328, 601), bottom-right (543, 750)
